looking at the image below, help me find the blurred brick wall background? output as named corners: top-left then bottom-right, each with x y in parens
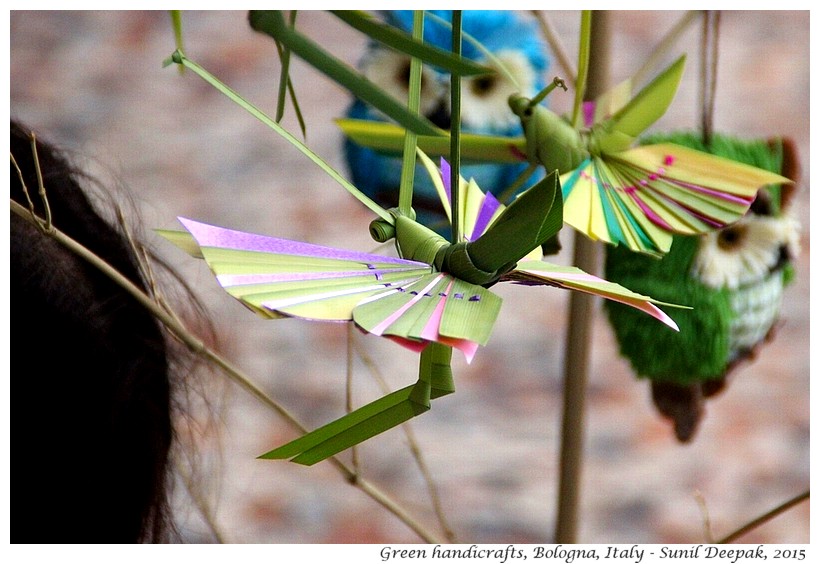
top-left (10, 11), bottom-right (809, 543)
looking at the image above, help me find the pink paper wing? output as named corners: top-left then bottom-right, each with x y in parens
top-left (352, 272), bottom-right (502, 362)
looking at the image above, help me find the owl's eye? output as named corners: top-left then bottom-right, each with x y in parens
top-left (717, 225), bottom-right (748, 250)
top-left (694, 213), bottom-right (799, 290)
top-left (458, 50), bottom-right (537, 131)
top-left (362, 50), bottom-right (445, 117)
top-left (469, 74), bottom-right (498, 97)
top-left (395, 59), bottom-right (435, 97)
top-left (749, 190), bottom-right (773, 216)
top-left (395, 60), bottom-right (422, 91)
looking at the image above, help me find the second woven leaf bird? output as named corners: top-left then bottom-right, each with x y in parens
top-left (342, 54), bottom-right (792, 256)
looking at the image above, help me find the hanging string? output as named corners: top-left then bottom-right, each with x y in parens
top-left (700, 10), bottom-right (721, 147)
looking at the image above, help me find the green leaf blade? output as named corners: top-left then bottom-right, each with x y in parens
top-left (467, 171), bottom-right (563, 272)
top-left (259, 383), bottom-right (430, 465)
top-left (337, 118), bottom-right (528, 164)
top-left (438, 279), bottom-right (501, 347)
top-left (330, 10), bottom-right (493, 76)
top-left (606, 55), bottom-right (686, 141)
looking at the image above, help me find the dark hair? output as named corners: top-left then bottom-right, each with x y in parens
top-left (11, 120), bottom-right (176, 542)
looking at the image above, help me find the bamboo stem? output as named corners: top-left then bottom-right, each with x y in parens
top-left (554, 10), bottom-right (610, 544)
top-left (700, 10), bottom-right (721, 147)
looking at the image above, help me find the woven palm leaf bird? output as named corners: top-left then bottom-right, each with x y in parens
top-left (344, 10), bottom-right (549, 227)
top-left (603, 133), bottom-right (801, 441)
top-left (160, 152), bottom-right (681, 465)
top-left (341, 53), bottom-right (791, 257)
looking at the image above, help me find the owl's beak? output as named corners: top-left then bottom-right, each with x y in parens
top-left (774, 244), bottom-right (792, 272)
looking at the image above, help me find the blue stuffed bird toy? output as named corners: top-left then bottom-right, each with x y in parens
top-left (344, 10), bottom-right (549, 230)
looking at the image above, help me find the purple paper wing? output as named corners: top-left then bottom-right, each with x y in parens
top-left (173, 217), bottom-right (432, 321)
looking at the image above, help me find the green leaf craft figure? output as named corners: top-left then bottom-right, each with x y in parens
top-left (603, 134), bottom-right (801, 441)
top-left (161, 153), bottom-right (680, 465)
top-left (339, 56), bottom-right (792, 256)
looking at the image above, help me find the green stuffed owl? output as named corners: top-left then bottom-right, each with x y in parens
top-left (604, 133), bottom-right (800, 441)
